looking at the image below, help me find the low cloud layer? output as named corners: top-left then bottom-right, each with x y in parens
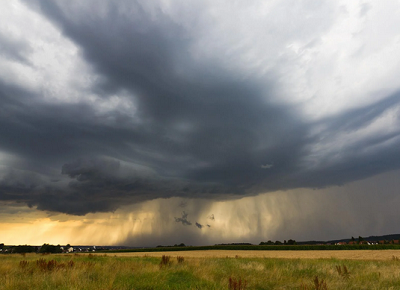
top-left (0, 0), bottom-right (400, 218)
top-left (2, 171), bottom-right (400, 246)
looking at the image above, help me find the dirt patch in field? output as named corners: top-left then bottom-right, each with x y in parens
top-left (101, 250), bottom-right (400, 260)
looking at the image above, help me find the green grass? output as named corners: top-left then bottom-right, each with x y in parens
top-left (1, 253), bottom-right (400, 289)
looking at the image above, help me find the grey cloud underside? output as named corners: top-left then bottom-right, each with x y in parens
top-left (1, 1), bottom-right (400, 215)
top-left (0, 31), bottom-right (32, 64)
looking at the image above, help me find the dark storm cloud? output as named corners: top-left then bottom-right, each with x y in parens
top-left (1, 1), bottom-right (400, 215)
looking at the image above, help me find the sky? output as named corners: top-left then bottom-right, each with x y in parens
top-left (1, 0), bottom-right (400, 246)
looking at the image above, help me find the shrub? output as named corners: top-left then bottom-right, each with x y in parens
top-left (19, 260), bottom-right (29, 268)
top-left (300, 276), bottom-right (328, 290)
top-left (336, 265), bottom-right (350, 279)
top-left (160, 255), bottom-right (172, 268)
top-left (313, 276), bottom-right (328, 290)
top-left (229, 277), bottom-right (247, 290)
top-left (36, 259), bottom-right (58, 271)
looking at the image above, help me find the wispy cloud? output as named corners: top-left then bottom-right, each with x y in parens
top-left (174, 211), bottom-right (192, 226)
top-left (195, 222), bottom-right (203, 229)
top-left (261, 163), bottom-right (274, 169)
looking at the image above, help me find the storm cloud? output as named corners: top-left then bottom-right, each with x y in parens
top-left (0, 0), bottom-right (400, 217)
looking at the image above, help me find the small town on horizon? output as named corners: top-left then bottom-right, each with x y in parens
top-left (3, 233), bottom-right (400, 254)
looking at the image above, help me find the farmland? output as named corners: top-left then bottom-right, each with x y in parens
top-left (105, 249), bottom-right (400, 260)
top-left (2, 250), bottom-right (400, 289)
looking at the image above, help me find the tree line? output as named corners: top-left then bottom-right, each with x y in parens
top-left (259, 239), bottom-right (297, 245)
top-left (0, 243), bottom-right (63, 254)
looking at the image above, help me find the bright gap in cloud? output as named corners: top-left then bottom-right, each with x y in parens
top-left (280, 1), bottom-right (400, 120)
top-left (0, 0), bottom-right (138, 120)
top-left (304, 104), bottom-right (400, 169)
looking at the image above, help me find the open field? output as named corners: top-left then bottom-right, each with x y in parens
top-left (2, 251), bottom-right (400, 289)
top-left (104, 249), bottom-right (400, 260)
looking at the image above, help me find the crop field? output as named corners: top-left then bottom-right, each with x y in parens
top-left (106, 249), bottom-right (400, 260)
top-left (2, 251), bottom-right (400, 289)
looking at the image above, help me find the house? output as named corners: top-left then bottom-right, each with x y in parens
top-left (60, 246), bottom-right (74, 253)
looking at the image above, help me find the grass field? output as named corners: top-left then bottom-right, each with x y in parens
top-left (1, 251), bottom-right (400, 289)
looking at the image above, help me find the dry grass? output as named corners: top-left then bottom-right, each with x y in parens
top-left (99, 249), bottom-right (400, 260)
top-left (1, 251), bottom-right (400, 289)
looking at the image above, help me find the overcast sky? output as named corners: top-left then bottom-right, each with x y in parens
top-left (1, 0), bottom-right (400, 246)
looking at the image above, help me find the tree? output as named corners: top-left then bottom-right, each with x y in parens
top-left (39, 243), bottom-right (62, 254)
top-left (259, 240), bottom-right (274, 245)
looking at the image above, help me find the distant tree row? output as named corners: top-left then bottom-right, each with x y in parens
top-left (0, 243), bottom-right (64, 254)
top-left (351, 236), bottom-right (365, 243)
top-left (259, 239), bottom-right (296, 245)
top-left (156, 243), bottom-right (186, 248)
top-left (11, 245), bottom-right (38, 253)
top-left (215, 243), bottom-right (252, 246)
